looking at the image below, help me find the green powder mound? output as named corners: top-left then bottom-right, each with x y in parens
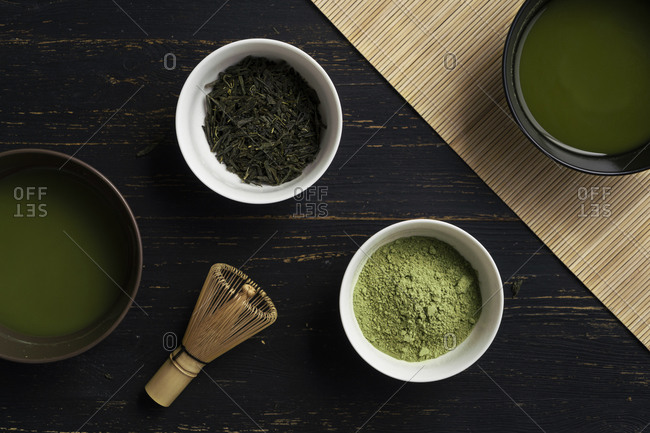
top-left (353, 236), bottom-right (482, 362)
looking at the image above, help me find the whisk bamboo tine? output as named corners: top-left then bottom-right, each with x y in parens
top-left (145, 264), bottom-right (277, 407)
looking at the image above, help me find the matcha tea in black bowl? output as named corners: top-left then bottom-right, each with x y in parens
top-left (503, 0), bottom-right (650, 175)
top-left (0, 149), bottom-right (142, 363)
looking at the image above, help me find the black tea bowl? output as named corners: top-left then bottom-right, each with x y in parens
top-left (502, 0), bottom-right (650, 175)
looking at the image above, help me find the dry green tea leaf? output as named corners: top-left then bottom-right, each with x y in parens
top-left (511, 278), bottom-right (523, 298)
top-left (203, 56), bottom-right (324, 186)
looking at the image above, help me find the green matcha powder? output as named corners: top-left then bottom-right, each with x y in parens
top-left (353, 236), bottom-right (482, 362)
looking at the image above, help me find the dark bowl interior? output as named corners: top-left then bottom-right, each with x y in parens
top-left (503, 0), bottom-right (650, 175)
top-left (0, 149), bottom-right (142, 363)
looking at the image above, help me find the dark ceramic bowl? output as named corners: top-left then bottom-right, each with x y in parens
top-left (503, 0), bottom-right (650, 175)
top-left (0, 149), bottom-right (142, 363)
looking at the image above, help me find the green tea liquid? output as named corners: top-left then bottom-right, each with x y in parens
top-left (0, 168), bottom-right (130, 337)
top-left (516, 0), bottom-right (650, 155)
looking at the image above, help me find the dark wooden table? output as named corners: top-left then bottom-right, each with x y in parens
top-left (1, 1), bottom-right (648, 432)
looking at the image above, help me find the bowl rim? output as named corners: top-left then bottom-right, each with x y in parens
top-left (175, 38), bottom-right (343, 204)
top-left (502, 0), bottom-right (650, 176)
top-left (339, 219), bottom-right (504, 382)
top-left (0, 148), bottom-right (143, 363)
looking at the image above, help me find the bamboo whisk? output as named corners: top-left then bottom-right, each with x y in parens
top-left (145, 263), bottom-right (277, 407)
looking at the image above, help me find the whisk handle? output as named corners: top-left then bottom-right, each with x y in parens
top-left (145, 347), bottom-right (206, 407)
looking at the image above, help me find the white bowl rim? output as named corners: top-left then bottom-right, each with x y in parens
top-left (340, 219), bottom-right (504, 382)
top-left (175, 38), bottom-right (343, 204)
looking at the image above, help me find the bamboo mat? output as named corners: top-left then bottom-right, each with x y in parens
top-left (313, 0), bottom-right (650, 349)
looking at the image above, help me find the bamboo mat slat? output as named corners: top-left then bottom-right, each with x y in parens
top-left (313, 0), bottom-right (650, 349)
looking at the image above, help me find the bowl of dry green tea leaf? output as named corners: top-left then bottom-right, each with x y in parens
top-left (340, 219), bottom-right (504, 382)
top-left (176, 38), bottom-right (342, 204)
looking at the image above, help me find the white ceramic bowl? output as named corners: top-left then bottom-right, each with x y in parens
top-left (340, 219), bottom-right (503, 382)
top-left (176, 38), bottom-right (342, 204)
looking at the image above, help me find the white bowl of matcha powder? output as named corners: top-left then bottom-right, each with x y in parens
top-left (340, 219), bottom-right (503, 382)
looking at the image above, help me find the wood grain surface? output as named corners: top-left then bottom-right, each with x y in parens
top-left (310, 0), bottom-right (650, 351)
top-left (0, 1), bottom-right (648, 432)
